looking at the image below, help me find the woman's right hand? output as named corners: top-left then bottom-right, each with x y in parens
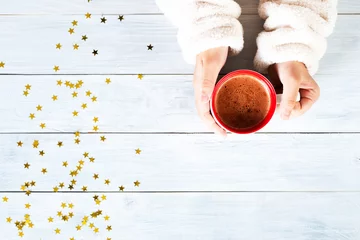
top-left (193, 47), bottom-right (228, 137)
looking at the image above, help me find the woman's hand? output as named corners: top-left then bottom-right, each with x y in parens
top-left (193, 47), bottom-right (228, 136)
top-left (273, 61), bottom-right (320, 120)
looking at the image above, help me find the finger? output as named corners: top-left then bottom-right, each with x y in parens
top-left (280, 80), bottom-right (300, 120)
top-left (194, 60), bottom-right (221, 102)
top-left (291, 82), bottom-right (320, 117)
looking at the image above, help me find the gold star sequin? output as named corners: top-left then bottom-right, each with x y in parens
top-left (70, 170), bottom-right (78, 177)
top-left (71, 179), bottom-right (77, 185)
top-left (72, 91), bottom-right (78, 98)
top-left (119, 185), bottom-right (125, 191)
top-left (94, 227), bottom-right (99, 233)
top-left (28, 222), bottom-right (34, 228)
top-left (100, 17), bottom-right (107, 23)
top-left (76, 225), bottom-right (82, 231)
top-left (74, 131), bottom-right (80, 137)
top-left (82, 186), bottom-right (87, 191)
top-left (40, 123), bottom-right (46, 129)
top-left (53, 186), bottom-right (59, 192)
top-left (85, 12), bottom-right (92, 19)
top-left (135, 148), bottom-right (141, 154)
top-left (2, 196), bottom-right (9, 202)
top-left (86, 90), bottom-right (92, 96)
top-left (57, 211), bottom-right (62, 217)
top-left (82, 35), bottom-right (88, 41)
top-left (104, 215), bottom-right (110, 221)
top-left (68, 28), bottom-right (75, 34)
top-left (69, 83), bottom-right (75, 89)
top-left (62, 161), bottom-right (68, 167)
top-left (62, 215), bottom-right (69, 221)
top-left (57, 80), bottom-right (62, 86)
top-left (25, 84), bottom-right (31, 90)
top-left (25, 203), bottom-right (31, 209)
top-left (93, 173), bottom-right (99, 180)
top-left (55, 228), bottom-right (61, 234)
top-left (68, 184), bottom-right (74, 190)
top-left (24, 182), bottom-right (30, 187)
top-left (82, 152), bottom-right (88, 158)
top-left (57, 141), bottom-right (63, 147)
top-left (72, 20), bottom-right (78, 26)
top-left (48, 217), bottom-right (54, 222)
top-left (147, 44), bottom-right (154, 50)
top-left (36, 105), bottom-right (43, 111)
top-left (52, 95), bottom-right (58, 101)
top-left (134, 180), bottom-right (140, 187)
top-left (68, 203), bottom-right (74, 208)
top-left (18, 232), bottom-right (24, 238)
top-left (73, 44), bottom-right (79, 50)
top-left (30, 181), bottom-right (36, 186)
top-left (118, 15), bottom-right (124, 21)
top-left (73, 110), bottom-right (79, 117)
top-left (0, 61), bottom-right (5, 68)
top-left (24, 162), bottom-right (30, 169)
top-left (6, 217), bottom-right (12, 223)
top-left (53, 65), bottom-right (60, 72)
top-left (74, 138), bottom-right (81, 144)
top-left (92, 50), bottom-right (98, 56)
top-left (78, 159), bottom-right (85, 165)
top-left (106, 225), bottom-right (112, 231)
top-left (65, 81), bottom-right (70, 87)
top-left (93, 117), bottom-right (99, 123)
top-left (89, 222), bottom-right (95, 228)
top-left (93, 125), bottom-right (99, 131)
top-left (91, 96), bottom-right (97, 102)
top-left (20, 185), bottom-right (26, 191)
top-left (61, 202), bottom-right (67, 208)
top-left (25, 190), bottom-right (31, 196)
top-left (104, 179), bottom-right (110, 185)
top-left (78, 80), bottom-right (84, 85)
top-left (39, 150), bottom-right (45, 156)
top-left (89, 157), bottom-right (95, 162)
top-left (100, 136), bottom-right (106, 142)
top-left (23, 90), bottom-right (29, 97)
top-left (33, 140), bottom-right (39, 148)
top-left (105, 78), bottom-right (111, 84)
top-left (81, 103), bottom-right (87, 109)
top-left (137, 74), bottom-right (144, 80)
top-left (59, 182), bottom-right (65, 188)
top-left (17, 141), bottom-right (23, 147)
top-left (95, 199), bottom-right (101, 205)
top-left (41, 168), bottom-right (47, 174)
top-left (56, 43), bottom-right (62, 49)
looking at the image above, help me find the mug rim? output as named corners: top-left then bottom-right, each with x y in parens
top-left (210, 70), bottom-right (276, 134)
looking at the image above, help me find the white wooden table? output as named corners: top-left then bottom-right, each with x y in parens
top-left (1, 1), bottom-right (360, 239)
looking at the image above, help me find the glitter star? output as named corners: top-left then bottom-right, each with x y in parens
top-left (68, 184), bottom-right (74, 190)
top-left (89, 222), bottom-right (95, 228)
top-left (78, 159), bottom-right (85, 165)
top-left (28, 222), bottom-right (34, 228)
top-left (56, 43), bottom-right (62, 49)
top-left (89, 157), bottom-right (95, 162)
top-left (53, 65), bottom-right (60, 72)
top-left (25, 190), bottom-right (31, 196)
top-left (18, 232), bottom-right (24, 238)
top-left (100, 136), bottom-right (106, 142)
top-left (100, 17), bottom-right (107, 23)
top-left (68, 203), bottom-right (74, 208)
top-left (92, 50), bottom-right (98, 56)
top-left (94, 227), bottom-right (99, 233)
top-left (107, 238), bottom-right (112, 240)
top-left (17, 141), bottom-right (23, 147)
top-left (134, 180), bottom-right (140, 187)
top-left (70, 170), bottom-right (78, 177)
top-left (68, 28), bottom-right (75, 34)
top-left (72, 91), bottom-right (78, 98)
top-left (135, 148), bottom-right (141, 154)
top-left (62, 161), bottom-right (68, 167)
top-left (57, 211), bottom-right (62, 217)
top-left (56, 80), bottom-right (62, 86)
top-left (104, 179), bottom-right (110, 185)
top-left (30, 181), bottom-right (36, 186)
top-left (118, 15), bottom-right (124, 21)
top-left (93, 174), bottom-right (99, 180)
top-left (104, 215), bottom-right (110, 221)
top-left (95, 199), bottom-right (101, 205)
top-left (6, 217), bottom-right (12, 223)
top-left (74, 138), bottom-right (80, 144)
top-left (74, 131), bottom-right (80, 137)
top-left (40, 123), bottom-right (46, 129)
top-left (93, 125), bottom-right (99, 131)
top-left (76, 225), bottom-right (82, 231)
top-left (72, 20), bottom-right (78, 26)
top-left (137, 74), bottom-right (143, 80)
top-left (0, 61), bottom-right (5, 68)
top-left (25, 203), bottom-right (31, 209)
top-left (73, 44), bottom-right (79, 50)
top-left (48, 217), bottom-right (54, 222)
top-left (24, 182), bottom-right (30, 187)
top-left (70, 237), bottom-right (75, 240)
top-left (23, 90), bottom-right (29, 97)
top-left (36, 105), bottom-right (43, 111)
top-left (91, 96), bottom-right (97, 102)
top-left (62, 215), bottom-right (69, 221)
top-left (39, 150), bottom-right (45, 156)
top-left (61, 202), bottom-right (67, 208)
top-left (59, 182), bottom-right (65, 188)
top-left (119, 185), bottom-right (125, 191)
top-left (52, 95), bottom-right (58, 101)
top-left (147, 44), bottom-right (154, 50)
top-left (81, 103), bottom-right (87, 109)
top-left (41, 168), bottom-right (47, 174)
top-left (85, 12), bottom-right (92, 19)
top-left (82, 35), bottom-right (88, 41)
top-left (55, 228), bottom-right (61, 234)
top-left (106, 225), bottom-right (112, 231)
top-left (24, 162), bottom-right (30, 169)
top-left (25, 84), bottom-right (31, 90)
top-left (86, 90), bottom-right (92, 96)
top-left (53, 186), bottom-right (59, 192)
top-left (71, 179), bottom-right (77, 185)
top-left (33, 140), bottom-right (39, 148)
top-left (20, 185), bottom-right (26, 191)
top-left (2, 196), bottom-right (9, 202)
top-left (82, 186), bottom-right (87, 191)
top-left (105, 78), bottom-right (111, 84)
top-left (93, 117), bottom-right (99, 123)
top-left (72, 110), bottom-right (79, 117)
top-left (57, 141), bottom-right (63, 147)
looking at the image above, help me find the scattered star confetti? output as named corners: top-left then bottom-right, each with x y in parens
top-left (100, 17), bottom-right (107, 23)
top-left (104, 215), bottom-right (110, 221)
top-left (39, 150), bottom-right (45, 156)
top-left (93, 174), bottom-right (99, 180)
top-left (52, 95), bottom-right (58, 101)
top-left (25, 84), bottom-right (32, 90)
top-left (76, 225), bottom-right (82, 231)
top-left (104, 179), bottom-right (110, 185)
top-left (81, 103), bottom-right (87, 109)
top-left (25, 203), bottom-right (31, 209)
top-left (106, 225), bottom-right (112, 231)
top-left (147, 44), bottom-right (154, 50)
top-left (19, 232), bottom-right (24, 238)
top-left (101, 194), bottom-right (107, 200)
top-left (91, 96), bottom-right (97, 102)
top-left (72, 91), bottom-right (78, 98)
top-left (135, 148), bottom-right (142, 154)
top-left (75, 131), bottom-right (80, 137)
top-left (40, 123), bottom-right (46, 129)
top-left (94, 227), bottom-right (99, 233)
top-left (72, 20), bottom-right (78, 26)
top-left (93, 125), bottom-right (99, 131)
top-left (53, 187), bottom-right (59, 192)
top-left (93, 117), bottom-right (99, 123)
top-left (119, 185), bottom-right (125, 191)
top-left (59, 182), bottom-right (65, 188)
top-left (134, 180), bottom-right (141, 187)
top-left (82, 35), bottom-right (88, 41)
top-left (100, 136), bottom-right (106, 142)
top-left (2, 196), bottom-right (9, 202)
top-left (79, 159), bottom-right (85, 165)
top-left (68, 184), bottom-right (74, 190)
top-left (73, 110), bottom-right (79, 117)
top-left (41, 168), bottom-right (48, 174)
top-left (25, 190), bottom-right (31, 196)
top-left (89, 157), bottom-right (95, 162)
top-left (74, 138), bottom-right (81, 144)
top-left (82, 186), bottom-right (88, 191)
top-left (105, 78), bottom-right (111, 84)
top-left (6, 217), bottom-right (12, 223)
top-left (68, 28), bottom-right (75, 34)
top-left (0, 61), bottom-right (5, 68)
top-left (92, 50), bottom-right (98, 56)
top-left (48, 217), bottom-right (54, 223)
top-left (57, 141), bottom-right (63, 147)
top-left (33, 140), bottom-right (39, 148)
top-left (55, 228), bottom-right (61, 234)
top-left (137, 74), bottom-right (144, 80)
top-left (85, 12), bottom-right (92, 19)
top-left (53, 65), bottom-right (60, 72)
top-left (73, 44), bottom-right (79, 50)
top-left (30, 181), bottom-right (36, 186)
top-left (29, 113), bottom-right (35, 120)
top-left (62, 161), bottom-right (68, 167)
top-left (36, 105), bottom-right (43, 111)
top-left (23, 90), bottom-right (29, 97)
top-left (24, 162), bottom-right (30, 169)
top-left (86, 90), bottom-right (92, 96)
top-left (56, 43), bottom-right (62, 49)
top-left (118, 15), bottom-right (124, 21)
top-left (17, 141), bottom-right (23, 147)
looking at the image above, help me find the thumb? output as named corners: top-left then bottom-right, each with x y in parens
top-left (280, 81), bottom-right (300, 120)
top-left (199, 63), bottom-right (221, 102)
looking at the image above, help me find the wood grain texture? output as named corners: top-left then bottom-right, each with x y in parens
top-left (1, 193), bottom-right (360, 240)
top-left (1, 74), bottom-right (360, 133)
top-left (0, 0), bottom-right (358, 14)
top-left (0, 15), bottom-right (359, 74)
top-left (2, 134), bottom-right (360, 191)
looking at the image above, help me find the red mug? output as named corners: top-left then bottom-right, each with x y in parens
top-left (210, 70), bottom-right (277, 134)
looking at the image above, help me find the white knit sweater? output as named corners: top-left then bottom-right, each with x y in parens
top-left (156, 0), bottom-right (338, 75)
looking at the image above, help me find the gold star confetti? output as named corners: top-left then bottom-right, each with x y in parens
top-left (85, 12), bottom-right (92, 19)
top-left (30, 181), bottom-right (36, 186)
top-left (72, 20), bottom-right (78, 26)
top-left (25, 203), bottom-right (31, 209)
top-left (101, 194), bottom-right (107, 201)
top-left (68, 184), bottom-right (74, 190)
top-left (18, 232), bottom-right (24, 238)
top-left (40, 123), bottom-right (46, 129)
top-left (62, 161), bottom-right (68, 167)
top-left (86, 90), bottom-right (92, 96)
top-left (92, 50), bottom-right (98, 56)
top-left (56, 43), bottom-right (62, 49)
top-left (57, 141), bottom-right (63, 147)
top-left (89, 222), bottom-right (95, 228)
top-left (70, 170), bottom-right (78, 177)
top-left (68, 203), bottom-right (74, 208)
top-left (118, 15), bottom-right (124, 21)
top-left (147, 44), bottom-right (154, 50)
top-left (78, 159), bottom-right (85, 165)
top-left (23, 90), bottom-right (29, 97)
top-left (69, 83), bottom-right (75, 89)
top-left (89, 157), bottom-right (95, 162)
top-left (6, 217), bottom-right (12, 223)
top-left (72, 91), bottom-right (78, 98)
top-left (17, 141), bottom-right (23, 147)
top-left (137, 74), bottom-right (144, 80)
top-left (107, 238), bottom-right (112, 240)
top-left (135, 148), bottom-right (141, 154)
top-left (95, 199), bottom-right (101, 205)
top-left (82, 186), bottom-right (88, 191)
top-left (0, 61), bottom-right (5, 68)
top-left (62, 215), bottom-right (69, 221)
top-left (68, 28), bottom-right (75, 34)
top-left (134, 180), bottom-right (141, 187)
top-left (74, 131), bottom-right (80, 137)
top-left (81, 152), bottom-right (88, 158)
top-left (57, 80), bottom-right (62, 86)
top-left (25, 84), bottom-right (31, 90)
top-left (24, 162), bottom-right (30, 169)
top-left (48, 217), bottom-right (54, 223)
top-left (106, 225), bottom-right (112, 231)
top-left (75, 83), bottom-right (81, 89)
top-left (81, 103), bottom-right (87, 109)
top-left (94, 227), bottom-right (99, 233)
top-left (72, 110), bottom-right (79, 117)
top-left (82, 35), bottom-right (88, 41)
top-left (70, 237), bottom-right (75, 240)
top-left (93, 173), bottom-right (99, 180)
top-left (73, 44), bottom-right (79, 50)
top-left (55, 228), bottom-right (61, 234)
top-left (100, 17), bottom-right (107, 23)
top-left (52, 95), bottom-right (58, 101)
top-left (104, 179), bottom-right (110, 185)
top-left (71, 179), bottom-right (77, 185)
top-left (36, 105), bottom-right (43, 111)
top-left (93, 125), bottom-right (99, 131)
top-left (74, 138), bottom-right (81, 144)
top-left (100, 136), bottom-right (106, 142)
top-left (93, 117), bottom-right (99, 123)
top-left (53, 65), bottom-right (60, 72)
top-left (41, 168), bottom-right (47, 174)
top-left (119, 185), bottom-right (125, 191)
top-left (20, 185), bottom-right (26, 191)
top-left (61, 202), bottom-right (67, 208)
top-left (59, 182), bottom-right (65, 188)
top-left (57, 211), bottom-right (62, 217)
top-left (76, 225), bottom-right (82, 231)
top-left (25, 190), bottom-right (31, 196)
top-left (91, 96), bottom-right (97, 102)
top-left (105, 78), bottom-right (111, 84)
top-left (28, 222), bottom-right (34, 228)
top-left (2, 196), bottom-right (9, 202)
top-left (24, 182), bottom-right (30, 187)
top-left (39, 150), bottom-right (45, 156)
top-left (104, 215), bottom-right (110, 221)
top-left (53, 186), bottom-right (59, 192)
top-left (33, 140), bottom-right (39, 148)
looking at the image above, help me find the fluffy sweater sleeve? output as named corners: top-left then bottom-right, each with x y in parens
top-left (254, 0), bottom-right (338, 76)
top-left (155, 0), bottom-right (244, 64)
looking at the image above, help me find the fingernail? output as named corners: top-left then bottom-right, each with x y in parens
top-left (201, 93), bottom-right (209, 102)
